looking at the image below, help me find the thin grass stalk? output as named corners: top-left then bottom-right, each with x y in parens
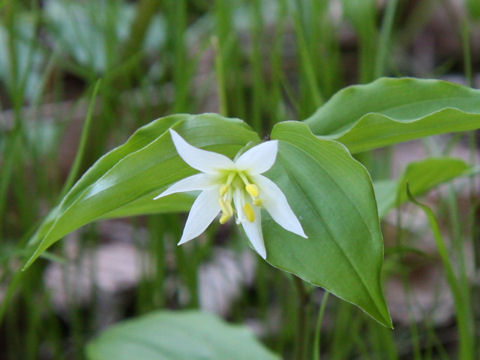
top-left (292, 0), bottom-right (323, 115)
top-left (313, 291), bottom-right (329, 360)
top-left (446, 186), bottom-right (471, 298)
top-left (268, 0), bottom-right (287, 124)
top-left (0, 0), bottom-right (25, 232)
top-left (214, 0), bottom-right (245, 118)
top-left (212, 36), bottom-right (227, 116)
top-left (60, 80), bottom-right (101, 198)
top-left (149, 215), bottom-right (166, 307)
top-left (293, 275), bottom-right (309, 360)
top-left (248, 0), bottom-right (265, 133)
top-left (461, 15), bottom-right (480, 353)
top-left (375, 0), bottom-right (399, 78)
top-left (313, 0), bottom-right (342, 97)
top-left (395, 206), bottom-right (424, 360)
top-left (461, 20), bottom-right (473, 87)
top-left (372, 323), bottom-right (398, 360)
top-left (169, 0), bottom-right (189, 113)
top-left (121, 0), bottom-right (161, 63)
top-left (408, 187), bottom-right (474, 360)
top-left (342, 0), bottom-right (377, 83)
top-left (330, 303), bottom-right (359, 359)
top-left (254, 252), bottom-right (268, 320)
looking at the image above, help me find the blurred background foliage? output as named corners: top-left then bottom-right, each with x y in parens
top-left (1, 0), bottom-right (480, 359)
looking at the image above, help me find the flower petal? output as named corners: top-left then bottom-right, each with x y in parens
top-left (233, 190), bottom-right (266, 258)
top-left (253, 175), bottom-right (307, 238)
top-left (170, 129), bottom-right (234, 173)
top-left (241, 206), bottom-right (266, 259)
top-left (154, 174), bottom-right (214, 199)
top-left (234, 140), bottom-right (278, 174)
top-left (178, 188), bottom-right (220, 245)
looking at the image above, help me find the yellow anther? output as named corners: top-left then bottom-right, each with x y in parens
top-left (243, 203), bottom-right (255, 222)
top-left (253, 198), bottom-right (263, 206)
top-left (226, 200), bottom-right (233, 216)
top-left (245, 184), bottom-right (259, 198)
top-left (219, 185), bottom-right (229, 196)
top-left (219, 214), bottom-right (230, 224)
top-left (219, 198), bottom-right (234, 217)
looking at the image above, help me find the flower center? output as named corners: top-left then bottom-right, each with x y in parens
top-left (218, 170), bottom-right (263, 224)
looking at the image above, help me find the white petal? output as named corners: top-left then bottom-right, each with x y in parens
top-left (232, 188), bottom-right (245, 223)
top-left (234, 141), bottom-right (278, 174)
top-left (154, 174), bottom-right (214, 199)
top-left (233, 190), bottom-right (266, 258)
top-left (178, 188), bottom-right (220, 245)
top-left (253, 175), bottom-right (307, 238)
top-left (241, 206), bottom-right (266, 259)
top-left (170, 129), bottom-right (234, 173)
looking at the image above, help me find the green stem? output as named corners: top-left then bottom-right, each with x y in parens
top-left (407, 186), bottom-right (474, 359)
top-left (461, 19), bottom-right (473, 87)
top-left (212, 36), bottom-right (227, 116)
top-left (60, 80), bottom-right (101, 198)
top-left (121, 0), bottom-right (162, 62)
top-left (313, 291), bottom-right (329, 360)
top-left (375, 0), bottom-right (399, 78)
top-left (293, 275), bottom-right (309, 360)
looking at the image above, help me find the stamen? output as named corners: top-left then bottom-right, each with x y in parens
top-left (219, 185), bottom-right (228, 196)
top-left (243, 203), bottom-right (255, 222)
top-left (245, 184), bottom-right (259, 198)
top-left (220, 172), bottom-right (236, 196)
top-left (219, 214), bottom-right (230, 224)
top-left (226, 172), bottom-right (236, 186)
top-left (225, 199), bottom-right (233, 216)
top-left (238, 172), bottom-right (251, 186)
top-left (219, 198), bottom-right (233, 217)
top-left (253, 198), bottom-right (263, 206)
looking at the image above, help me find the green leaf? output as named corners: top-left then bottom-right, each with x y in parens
top-left (26, 114), bottom-right (259, 268)
top-left (86, 310), bottom-right (279, 360)
top-left (374, 158), bottom-right (470, 218)
top-left (305, 78), bottom-right (480, 153)
top-left (264, 121), bottom-right (391, 327)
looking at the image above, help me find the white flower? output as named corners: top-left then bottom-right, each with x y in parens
top-left (154, 129), bottom-right (307, 259)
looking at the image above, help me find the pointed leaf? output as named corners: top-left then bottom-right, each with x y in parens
top-left (305, 78), bottom-right (480, 153)
top-left (265, 121), bottom-right (392, 327)
top-left (26, 114), bottom-right (259, 268)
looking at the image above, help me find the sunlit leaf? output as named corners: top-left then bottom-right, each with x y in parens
top-left (25, 114), bottom-right (259, 268)
top-left (305, 78), bottom-right (480, 153)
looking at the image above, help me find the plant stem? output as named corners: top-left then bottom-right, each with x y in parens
top-left (408, 187), bottom-right (474, 359)
top-left (375, 0), bottom-right (399, 78)
top-left (212, 36), bottom-right (227, 116)
top-left (313, 291), bottom-right (329, 360)
top-left (60, 80), bottom-right (101, 198)
top-left (293, 275), bottom-right (309, 360)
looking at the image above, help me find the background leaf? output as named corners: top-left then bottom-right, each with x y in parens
top-left (374, 158), bottom-right (470, 218)
top-left (262, 121), bottom-right (391, 327)
top-left (26, 114), bottom-right (259, 268)
top-left (86, 310), bottom-right (279, 360)
top-left (44, 0), bottom-right (166, 73)
top-left (304, 78), bottom-right (480, 153)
